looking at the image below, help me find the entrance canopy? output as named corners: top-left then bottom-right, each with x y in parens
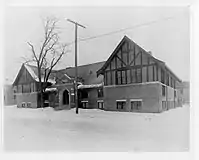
top-left (78, 83), bottom-right (103, 89)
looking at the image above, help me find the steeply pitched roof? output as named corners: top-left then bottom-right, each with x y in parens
top-left (97, 35), bottom-right (181, 82)
top-left (13, 61), bottom-right (105, 86)
top-left (56, 61), bottom-right (105, 85)
top-left (25, 64), bottom-right (57, 84)
top-left (13, 64), bottom-right (57, 85)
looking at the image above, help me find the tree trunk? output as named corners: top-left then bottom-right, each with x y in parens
top-left (40, 83), bottom-right (44, 108)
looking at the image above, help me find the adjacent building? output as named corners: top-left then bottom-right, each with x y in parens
top-left (12, 64), bottom-right (57, 108)
top-left (4, 84), bottom-right (16, 106)
top-left (12, 35), bottom-right (183, 112)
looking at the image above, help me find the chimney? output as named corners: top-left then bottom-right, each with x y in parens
top-left (148, 51), bottom-right (152, 55)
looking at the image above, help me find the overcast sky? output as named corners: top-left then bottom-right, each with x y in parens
top-left (4, 6), bottom-right (189, 83)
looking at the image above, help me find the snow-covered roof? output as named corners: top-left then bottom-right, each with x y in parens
top-left (45, 88), bottom-right (57, 92)
top-left (78, 83), bottom-right (103, 89)
top-left (25, 64), bottom-right (38, 80)
top-left (24, 64), bottom-right (56, 84)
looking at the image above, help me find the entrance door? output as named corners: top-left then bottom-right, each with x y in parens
top-left (63, 90), bottom-right (69, 105)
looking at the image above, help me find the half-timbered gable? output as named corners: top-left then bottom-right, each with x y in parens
top-left (97, 36), bottom-right (181, 88)
top-left (13, 64), bottom-right (38, 93)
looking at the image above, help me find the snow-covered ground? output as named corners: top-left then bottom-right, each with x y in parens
top-left (3, 105), bottom-right (190, 152)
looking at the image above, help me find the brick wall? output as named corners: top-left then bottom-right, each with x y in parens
top-left (103, 82), bottom-right (161, 113)
top-left (16, 92), bottom-right (38, 108)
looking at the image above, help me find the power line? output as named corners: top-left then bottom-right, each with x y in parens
top-left (79, 16), bottom-right (175, 42)
top-left (65, 15), bottom-right (176, 46)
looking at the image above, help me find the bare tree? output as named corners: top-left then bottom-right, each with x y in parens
top-left (26, 17), bottom-right (68, 108)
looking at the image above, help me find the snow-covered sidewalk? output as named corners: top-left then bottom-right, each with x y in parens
top-left (3, 105), bottom-right (190, 151)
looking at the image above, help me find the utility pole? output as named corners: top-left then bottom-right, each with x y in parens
top-left (67, 19), bottom-right (86, 114)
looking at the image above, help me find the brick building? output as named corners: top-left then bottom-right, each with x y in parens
top-left (13, 36), bottom-right (183, 112)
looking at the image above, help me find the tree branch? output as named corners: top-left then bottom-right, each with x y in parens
top-left (27, 42), bottom-right (38, 62)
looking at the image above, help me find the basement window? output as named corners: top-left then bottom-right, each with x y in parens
top-left (131, 99), bottom-right (142, 111)
top-left (81, 101), bottom-right (88, 109)
top-left (27, 102), bottom-right (31, 107)
top-left (97, 100), bottom-right (104, 109)
top-left (116, 100), bottom-right (126, 110)
top-left (22, 102), bottom-right (26, 108)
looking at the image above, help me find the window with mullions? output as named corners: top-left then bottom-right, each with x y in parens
top-left (116, 101), bottom-right (126, 110)
top-left (107, 71), bottom-right (111, 85)
top-left (18, 85), bottom-right (22, 93)
top-left (166, 74), bottom-right (170, 86)
top-left (131, 68), bottom-right (136, 83)
top-left (127, 70), bottom-right (131, 84)
top-left (171, 77), bottom-right (173, 88)
top-left (161, 69), bottom-right (165, 84)
top-left (162, 85), bottom-right (166, 96)
top-left (162, 101), bottom-right (167, 110)
top-left (112, 71), bottom-right (116, 85)
top-left (82, 101), bottom-right (88, 109)
top-left (98, 101), bottom-right (104, 109)
top-left (13, 90), bottom-right (16, 99)
top-left (116, 71), bottom-right (122, 85)
top-left (174, 90), bottom-right (177, 97)
top-left (131, 100), bottom-right (142, 111)
top-left (136, 68), bottom-right (142, 83)
top-left (122, 70), bottom-right (126, 84)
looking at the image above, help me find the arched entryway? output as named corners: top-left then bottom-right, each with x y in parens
top-left (63, 89), bottom-right (69, 105)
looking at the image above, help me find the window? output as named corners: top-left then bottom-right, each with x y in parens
top-left (153, 65), bottom-right (157, 81)
top-left (174, 90), bottom-right (176, 97)
top-left (162, 101), bottom-right (167, 110)
top-left (170, 77), bottom-right (172, 87)
top-left (166, 74), bottom-right (170, 86)
top-left (22, 102), bottom-right (26, 108)
top-left (136, 68), bottom-right (142, 83)
top-left (13, 90), bottom-right (16, 99)
top-left (112, 71), bottom-right (116, 85)
top-left (107, 71), bottom-right (111, 85)
top-left (97, 100), bottom-right (104, 109)
top-left (22, 85), bottom-right (24, 93)
top-left (116, 100), bottom-right (126, 110)
top-left (162, 85), bottom-right (166, 96)
top-left (127, 69), bottom-right (131, 84)
top-left (122, 70), bottom-right (126, 84)
top-left (131, 99), bottom-right (142, 111)
top-left (104, 72), bottom-right (107, 85)
top-left (161, 69), bottom-right (165, 84)
top-left (131, 69), bottom-right (136, 83)
top-left (142, 66), bottom-right (147, 82)
top-left (116, 71), bottom-right (122, 85)
top-left (23, 84), bottom-right (30, 93)
top-left (97, 88), bottom-right (103, 98)
top-left (148, 66), bottom-right (153, 82)
top-left (82, 101), bottom-right (88, 109)
top-left (27, 102), bottom-right (31, 107)
top-left (18, 85), bottom-right (22, 93)
top-left (31, 83), bottom-right (35, 92)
